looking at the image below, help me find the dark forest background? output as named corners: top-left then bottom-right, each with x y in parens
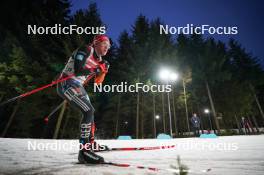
top-left (0, 0), bottom-right (263, 139)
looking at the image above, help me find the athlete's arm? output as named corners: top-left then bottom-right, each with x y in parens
top-left (73, 46), bottom-right (94, 76)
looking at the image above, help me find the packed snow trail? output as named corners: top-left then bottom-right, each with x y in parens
top-left (0, 135), bottom-right (264, 175)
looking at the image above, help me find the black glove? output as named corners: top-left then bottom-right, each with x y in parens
top-left (98, 60), bottom-right (110, 73)
top-left (94, 67), bottom-right (102, 76)
top-left (104, 60), bottom-right (110, 69)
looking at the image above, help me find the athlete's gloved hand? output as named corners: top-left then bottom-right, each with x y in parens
top-left (94, 67), bottom-right (102, 76)
top-left (98, 60), bottom-right (110, 73)
top-left (103, 60), bottom-right (110, 72)
top-left (94, 72), bottom-right (106, 85)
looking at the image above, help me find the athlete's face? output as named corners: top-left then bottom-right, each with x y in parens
top-left (95, 41), bottom-right (110, 56)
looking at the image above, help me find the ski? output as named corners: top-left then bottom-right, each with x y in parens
top-left (70, 145), bottom-right (176, 155)
top-left (93, 144), bottom-right (176, 152)
top-left (102, 161), bottom-right (212, 174)
top-left (109, 144), bottom-right (176, 151)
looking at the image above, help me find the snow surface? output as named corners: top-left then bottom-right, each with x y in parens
top-left (0, 135), bottom-right (264, 175)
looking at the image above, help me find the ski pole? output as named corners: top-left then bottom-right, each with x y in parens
top-left (44, 101), bottom-right (65, 123)
top-left (0, 74), bottom-right (74, 107)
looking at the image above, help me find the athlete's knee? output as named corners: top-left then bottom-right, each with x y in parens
top-left (85, 104), bottom-right (95, 116)
top-left (81, 105), bottom-right (94, 124)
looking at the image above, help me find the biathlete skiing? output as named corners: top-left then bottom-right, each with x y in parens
top-left (57, 34), bottom-right (110, 164)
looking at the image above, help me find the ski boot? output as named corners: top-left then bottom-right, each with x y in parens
top-left (78, 148), bottom-right (104, 164)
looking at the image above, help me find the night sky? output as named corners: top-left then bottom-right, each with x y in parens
top-left (71, 0), bottom-right (264, 66)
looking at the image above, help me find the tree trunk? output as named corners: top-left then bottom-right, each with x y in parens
top-left (234, 115), bottom-right (241, 134)
top-left (205, 80), bottom-right (220, 133)
top-left (167, 90), bottom-right (173, 137)
top-left (183, 79), bottom-right (190, 134)
top-left (153, 93), bottom-right (156, 138)
top-left (161, 92), bottom-right (166, 133)
top-left (115, 94), bottom-right (121, 138)
top-left (136, 91), bottom-right (140, 139)
top-left (249, 84), bottom-right (264, 122)
top-left (141, 94), bottom-right (144, 139)
top-left (253, 92), bottom-right (264, 122)
top-left (53, 101), bottom-right (67, 139)
top-left (251, 115), bottom-right (259, 133)
top-left (1, 99), bottom-right (21, 137)
top-left (172, 88), bottom-right (178, 136)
